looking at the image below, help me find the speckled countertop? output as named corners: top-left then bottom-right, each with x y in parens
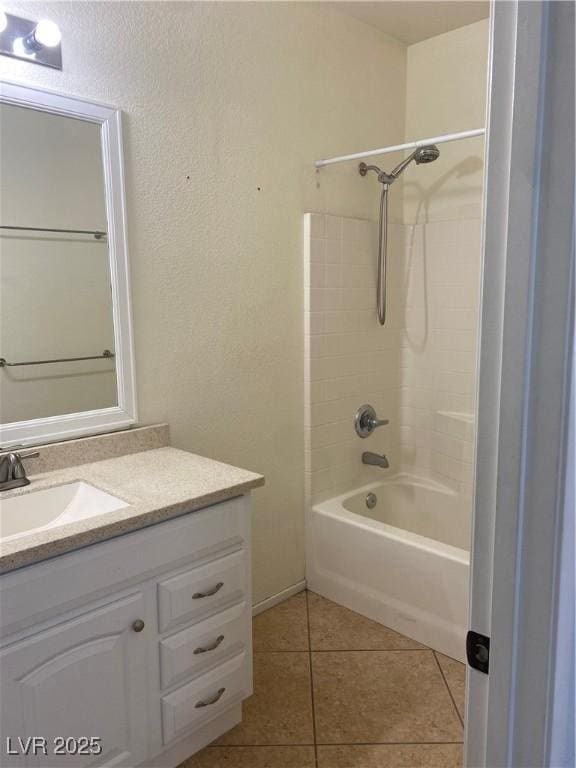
top-left (0, 446), bottom-right (264, 574)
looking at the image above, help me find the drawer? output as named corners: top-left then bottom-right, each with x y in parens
top-left (160, 600), bottom-right (250, 689)
top-left (161, 650), bottom-right (250, 744)
top-left (158, 550), bottom-right (246, 633)
top-left (0, 495), bottom-right (248, 639)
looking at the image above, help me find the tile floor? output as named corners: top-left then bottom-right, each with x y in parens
top-left (180, 591), bottom-right (466, 768)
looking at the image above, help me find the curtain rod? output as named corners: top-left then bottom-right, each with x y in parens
top-left (315, 128), bottom-right (486, 169)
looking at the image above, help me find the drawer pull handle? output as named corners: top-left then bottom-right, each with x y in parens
top-left (195, 687), bottom-right (226, 708)
top-left (193, 582), bottom-right (224, 599)
top-left (132, 619), bottom-right (145, 633)
top-left (194, 635), bottom-right (225, 655)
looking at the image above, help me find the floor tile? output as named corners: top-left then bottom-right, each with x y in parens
top-left (180, 746), bottom-right (316, 767)
top-left (215, 653), bottom-right (314, 745)
top-left (435, 652), bottom-right (466, 721)
top-left (317, 743), bottom-right (463, 767)
top-left (308, 592), bottom-right (425, 651)
top-left (312, 650), bottom-right (463, 744)
top-left (253, 592), bottom-right (309, 651)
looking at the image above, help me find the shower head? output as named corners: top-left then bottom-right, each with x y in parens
top-left (414, 145), bottom-right (440, 164)
top-left (389, 144), bottom-right (440, 179)
top-left (359, 145), bottom-right (440, 185)
top-left (358, 143), bottom-right (440, 327)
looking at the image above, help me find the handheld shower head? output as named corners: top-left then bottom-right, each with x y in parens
top-left (358, 143), bottom-right (441, 327)
top-left (359, 145), bottom-right (440, 184)
top-left (389, 144), bottom-right (440, 179)
top-left (414, 145), bottom-right (440, 164)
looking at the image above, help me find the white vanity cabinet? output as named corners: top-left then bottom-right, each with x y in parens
top-left (1, 593), bottom-right (149, 767)
top-left (0, 495), bottom-right (253, 768)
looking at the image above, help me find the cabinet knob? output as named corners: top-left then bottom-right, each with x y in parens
top-left (132, 619), bottom-right (145, 633)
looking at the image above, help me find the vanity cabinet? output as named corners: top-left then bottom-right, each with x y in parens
top-left (1, 593), bottom-right (149, 767)
top-left (0, 495), bottom-right (253, 768)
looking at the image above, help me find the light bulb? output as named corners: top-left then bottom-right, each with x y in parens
top-left (33, 19), bottom-right (61, 47)
top-left (0, 11), bottom-right (8, 33)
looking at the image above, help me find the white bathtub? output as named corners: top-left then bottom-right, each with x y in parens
top-left (306, 474), bottom-right (470, 661)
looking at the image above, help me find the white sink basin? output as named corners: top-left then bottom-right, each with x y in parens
top-left (0, 482), bottom-right (129, 542)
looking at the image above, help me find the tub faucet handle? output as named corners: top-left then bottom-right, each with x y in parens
top-left (355, 404), bottom-right (389, 438)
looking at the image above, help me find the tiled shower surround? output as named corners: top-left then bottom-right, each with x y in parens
top-left (304, 212), bottom-right (480, 505)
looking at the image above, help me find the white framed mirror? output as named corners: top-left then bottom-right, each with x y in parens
top-left (0, 81), bottom-right (137, 447)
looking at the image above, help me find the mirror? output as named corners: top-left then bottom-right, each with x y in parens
top-left (0, 83), bottom-right (136, 447)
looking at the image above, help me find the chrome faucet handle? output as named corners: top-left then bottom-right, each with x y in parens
top-left (0, 447), bottom-right (39, 457)
top-left (369, 416), bottom-right (389, 428)
top-left (355, 404), bottom-right (389, 438)
top-left (0, 449), bottom-right (40, 463)
top-left (12, 451), bottom-right (39, 480)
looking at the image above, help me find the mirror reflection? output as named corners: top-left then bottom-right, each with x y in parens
top-left (0, 104), bottom-right (117, 423)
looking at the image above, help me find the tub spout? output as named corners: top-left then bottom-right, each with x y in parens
top-left (362, 452), bottom-right (389, 469)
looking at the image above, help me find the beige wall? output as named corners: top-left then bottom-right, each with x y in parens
top-left (1, 2), bottom-right (405, 602)
top-left (404, 20), bottom-right (489, 224)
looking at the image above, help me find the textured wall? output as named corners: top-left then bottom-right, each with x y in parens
top-left (1, 1), bottom-right (406, 602)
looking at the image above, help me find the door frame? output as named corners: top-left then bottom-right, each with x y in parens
top-left (466, 1), bottom-right (574, 765)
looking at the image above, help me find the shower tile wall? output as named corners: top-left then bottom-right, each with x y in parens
top-left (399, 218), bottom-right (481, 499)
top-left (305, 212), bottom-right (481, 506)
top-left (304, 213), bottom-right (402, 503)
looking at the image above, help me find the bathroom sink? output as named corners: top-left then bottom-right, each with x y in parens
top-left (0, 482), bottom-right (129, 542)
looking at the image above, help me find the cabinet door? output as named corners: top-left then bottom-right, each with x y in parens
top-left (1, 593), bottom-right (148, 767)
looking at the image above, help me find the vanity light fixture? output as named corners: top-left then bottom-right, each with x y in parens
top-left (24, 19), bottom-right (62, 51)
top-left (0, 11), bottom-right (62, 69)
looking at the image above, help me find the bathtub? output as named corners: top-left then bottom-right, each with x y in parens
top-left (306, 474), bottom-right (470, 662)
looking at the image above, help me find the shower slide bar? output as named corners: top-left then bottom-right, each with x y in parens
top-left (315, 128), bottom-right (485, 168)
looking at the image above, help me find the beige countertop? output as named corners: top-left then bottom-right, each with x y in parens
top-left (0, 447), bottom-right (264, 574)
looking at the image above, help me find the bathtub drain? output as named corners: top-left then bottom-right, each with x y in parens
top-left (365, 492), bottom-right (377, 510)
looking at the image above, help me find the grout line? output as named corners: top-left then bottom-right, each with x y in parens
top-left (433, 651), bottom-right (465, 730)
top-left (206, 740), bottom-right (465, 748)
top-left (304, 591), bottom-right (320, 768)
top-left (315, 740), bottom-right (465, 746)
top-left (253, 648), bottom-right (429, 654)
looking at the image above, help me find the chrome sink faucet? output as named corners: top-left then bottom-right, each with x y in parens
top-left (0, 450), bottom-right (40, 491)
top-left (362, 452), bottom-right (390, 469)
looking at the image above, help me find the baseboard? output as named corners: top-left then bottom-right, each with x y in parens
top-left (252, 580), bottom-right (307, 616)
